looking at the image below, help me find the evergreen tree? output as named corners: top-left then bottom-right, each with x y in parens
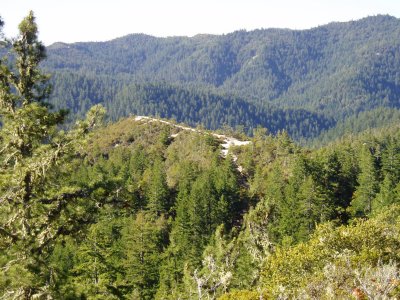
top-left (382, 137), bottom-right (400, 181)
top-left (0, 12), bottom-right (104, 297)
top-left (351, 145), bottom-right (379, 216)
top-left (373, 173), bottom-right (399, 214)
top-left (121, 213), bottom-right (168, 299)
top-left (321, 149), bottom-right (357, 224)
top-left (271, 156), bottom-right (310, 243)
top-left (144, 156), bottom-right (170, 216)
top-left (157, 168), bottom-right (195, 299)
top-left (70, 218), bottom-right (125, 298)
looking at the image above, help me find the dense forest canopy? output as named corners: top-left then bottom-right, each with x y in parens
top-left (39, 14), bottom-right (400, 144)
top-left (1, 11), bottom-right (400, 300)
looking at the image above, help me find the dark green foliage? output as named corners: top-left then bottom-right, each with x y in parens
top-left (47, 74), bottom-right (335, 140)
top-left (308, 107), bottom-right (400, 147)
top-left (110, 83), bottom-right (334, 140)
top-left (2, 98), bottom-right (400, 298)
top-left (33, 15), bottom-right (400, 143)
top-left (43, 15), bottom-right (400, 118)
top-left (350, 145), bottom-right (379, 216)
top-left (121, 213), bottom-right (168, 299)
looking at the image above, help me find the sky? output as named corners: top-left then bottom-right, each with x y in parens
top-left (2, 0), bottom-right (400, 45)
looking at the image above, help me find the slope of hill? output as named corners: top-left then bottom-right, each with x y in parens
top-left (10, 112), bottom-right (400, 299)
top-left (49, 73), bottom-right (334, 140)
top-left (309, 107), bottom-right (400, 147)
top-left (42, 15), bottom-right (400, 143)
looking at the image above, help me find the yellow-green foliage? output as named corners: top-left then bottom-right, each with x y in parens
top-left (87, 117), bottom-right (176, 154)
top-left (261, 205), bottom-right (400, 299)
top-left (218, 290), bottom-right (265, 300)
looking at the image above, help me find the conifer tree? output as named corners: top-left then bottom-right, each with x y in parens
top-left (0, 12), bottom-right (104, 298)
top-left (382, 137), bottom-right (400, 181)
top-left (144, 156), bottom-right (170, 216)
top-left (121, 212), bottom-right (167, 299)
top-left (351, 145), bottom-right (379, 217)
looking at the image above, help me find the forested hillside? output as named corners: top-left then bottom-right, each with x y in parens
top-left (2, 11), bottom-right (400, 300)
top-left (4, 104), bottom-right (400, 298)
top-left (41, 14), bottom-right (400, 143)
top-left (51, 74), bottom-right (333, 140)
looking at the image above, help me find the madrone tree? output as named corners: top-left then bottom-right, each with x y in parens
top-left (0, 12), bottom-right (105, 298)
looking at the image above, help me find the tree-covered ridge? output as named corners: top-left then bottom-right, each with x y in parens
top-left (40, 15), bottom-right (400, 143)
top-left (47, 71), bottom-right (400, 145)
top-left (48, 72), bottom-right (335, 142)
top-left (308, 107), bottom-right (400, 147)
top-left (44, 15), bottom-right (400, 115)
top-left (8, 110), bottom-right (398, 299)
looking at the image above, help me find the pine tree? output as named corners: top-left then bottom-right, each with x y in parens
top-left (297, 176), bottom-right (328, 234)
top-left (321, 149), bottom-right (357, 224)
top-left (0, 12), bottom-right (105, 297)
top-left (157, 171), bottom-right (194, 299)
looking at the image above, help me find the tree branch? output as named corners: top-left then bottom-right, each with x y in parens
top-left (0, 226), bottom-right (19, 242)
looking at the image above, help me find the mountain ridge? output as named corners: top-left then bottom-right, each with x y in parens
top-left (46, 14), bottom-right (396, 47)
top-left (40, 14), bottom-right (400, 144)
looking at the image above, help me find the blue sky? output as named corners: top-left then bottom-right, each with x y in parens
top-left (2, 0), bottom-right (400, 45)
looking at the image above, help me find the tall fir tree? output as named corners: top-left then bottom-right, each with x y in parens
top-left (121, 212), bottom-right (168, 299)
top-left (350, 145), bottom-right (379, 217)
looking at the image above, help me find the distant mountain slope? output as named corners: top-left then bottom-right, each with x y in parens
top-left (38, 15), bottom-right (400, 143)
top-left (49, 72), bottom-right (333, 140)
top-left (109, 82), bottom-right (334, 139)
top-left (308, 107), bottom-right (400, 147)
top-left (45, 15), bottom-right (400, 116)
